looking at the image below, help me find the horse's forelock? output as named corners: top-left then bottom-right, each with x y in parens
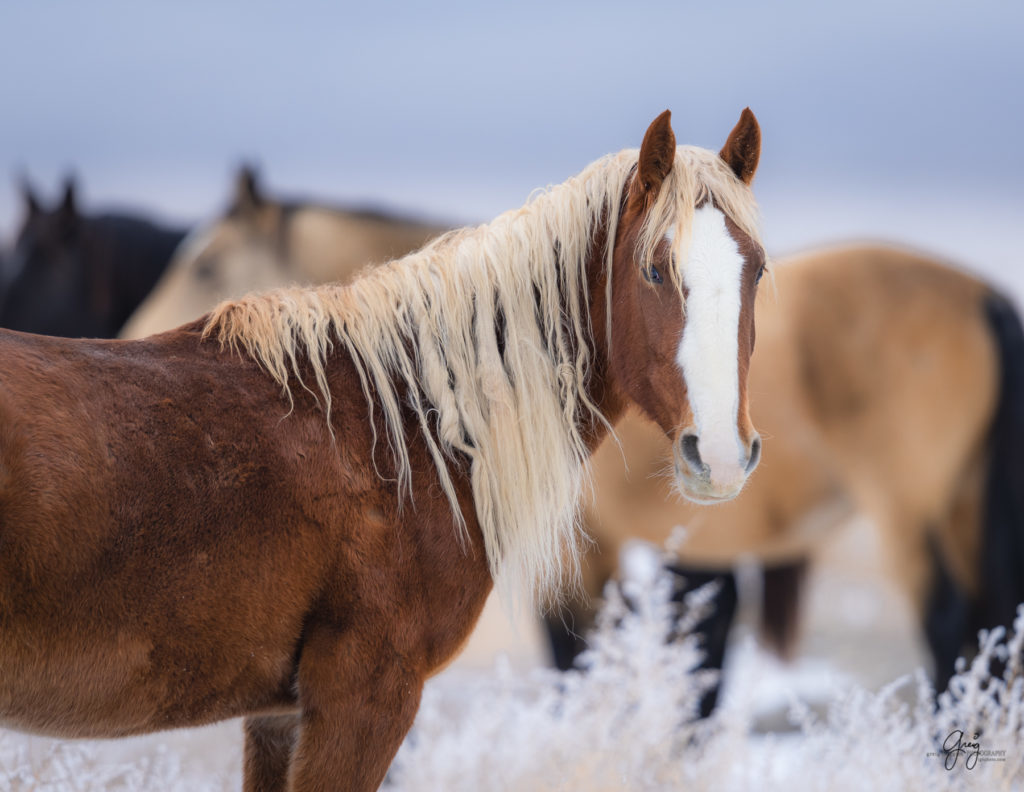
top-left (636, 147), bottom-right (762, 289)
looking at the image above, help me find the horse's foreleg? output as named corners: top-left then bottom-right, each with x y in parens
top-left (244, 713), bottom-right (299, 792)
top-left (666, 564), bottom-right (738, 718)
top-left (287, 626), bottom-right (423, 792)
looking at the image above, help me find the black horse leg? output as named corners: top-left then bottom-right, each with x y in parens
top-left (925, 534), bottom-right (972, 693)
top-left (665, 564), bottom-right (739, 718)
top-left (542, 607), bottom-right (590, 671)
top-left (541, 562), bottom-right (740, 719)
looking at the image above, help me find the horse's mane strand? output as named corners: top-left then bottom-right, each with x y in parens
top-left (203, 146), bottom-right (761, 609)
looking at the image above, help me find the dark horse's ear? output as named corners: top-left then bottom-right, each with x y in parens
top-left (59, 176), bottom-right (77, 218)
top-left (632, 110), bottom-right (676, 211)
top-left (232, 165), bottom-right (263, 215)
top-left (720, 108), bottom-right (760, 185)
top-left (19, 175), bottom-right (41, 218)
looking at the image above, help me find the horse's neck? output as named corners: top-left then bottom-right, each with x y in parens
top-left (88, 219), bottom-right (184, 332)
top-left (100, 220), bottom-right (183, 289)
top-left (307, 209), bottom-right (625, 465)
top-left (575, 220), bottom-right (630, 452)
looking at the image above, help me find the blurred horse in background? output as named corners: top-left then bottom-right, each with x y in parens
top-left (0, 177), bottom-right (185, 337)
top-left (0, 246), bottom-right (8, 308)
top-left (120, 167), bottom-right (450, 338)
top-left (547, 245), bottom-right (1024, 714)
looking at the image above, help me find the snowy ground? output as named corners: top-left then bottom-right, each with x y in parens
top-left (3, 518), bottom-right (1022, 791)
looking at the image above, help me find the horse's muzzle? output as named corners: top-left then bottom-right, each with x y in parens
top-left (673, 430), bottom-right (760, 503)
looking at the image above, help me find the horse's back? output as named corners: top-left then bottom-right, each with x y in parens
top-left (287, 206), bottom-right (447, 283)
top-left (0, 329), bottom-right (353, 736)
top-left (0, 325), bottom-right (361, 566)
top-left (775, 245), bottom-right (998, 522)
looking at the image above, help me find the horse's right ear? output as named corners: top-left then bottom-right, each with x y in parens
top-left (59, 176), bottom-right (78, 218)
top-left (232, 165), bottom-right (263, 215)
top-left (630, 110), bottom-right (676, 212)
top-left (19, 175), bottom-right (41, 217)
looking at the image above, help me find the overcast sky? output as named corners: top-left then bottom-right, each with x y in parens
top-left (1, 1), bottom-right (1021, 292)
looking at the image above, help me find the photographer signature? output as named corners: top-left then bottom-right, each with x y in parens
top-left (942, 730), bottom-right (981, 770)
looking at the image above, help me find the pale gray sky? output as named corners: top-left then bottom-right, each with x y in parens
top-left (1, 0), bottom-right (1021, 291)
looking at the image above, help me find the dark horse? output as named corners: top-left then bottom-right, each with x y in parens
top-left (0, 177), bottom-right (185, 337)
top-left (0, 110), bottom-right (765, 790)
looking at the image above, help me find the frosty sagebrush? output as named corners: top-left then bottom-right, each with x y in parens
top-left (3, 542), bottom-right (1023, 791)
top-left (389, 543), bottom-right (1024, 792)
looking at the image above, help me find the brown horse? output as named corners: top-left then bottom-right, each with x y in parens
top-left (549, 244), bottom-right (1024, 707)
top-left (120, 166), bottom-right (449, 339)
top-left (0, 109), bottom-right (766, 791)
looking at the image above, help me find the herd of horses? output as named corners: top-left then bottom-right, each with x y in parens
top-left (0, 109), bottom-right (1021, 790)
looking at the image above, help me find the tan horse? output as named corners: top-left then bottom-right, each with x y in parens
top-left (553, 244), bottom-right (1024, 704)
top-left (120, 167), bottom-right (449, 338)
top-left (0, 110), bottom-right (767, 791)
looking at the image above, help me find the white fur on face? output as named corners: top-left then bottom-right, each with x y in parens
top-left (674, 205), bottom-right (747, 488)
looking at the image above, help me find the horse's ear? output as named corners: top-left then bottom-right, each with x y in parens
top-left (59, 176), bottom-right (78, 217)
top-left (232, 165), bottom-right (263, 215)
top-left (720, 108), bottom-right (760, 185)
top-left (19, 175), bottom-right (41, 217)
top-left (633, 110), bottom-right (676, 209)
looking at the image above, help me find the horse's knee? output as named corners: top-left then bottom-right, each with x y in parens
top-left (244, 713), bottom-right (299, 792)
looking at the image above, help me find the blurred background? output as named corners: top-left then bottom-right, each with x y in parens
top-left (1, 0), bottom-right (1021, 291)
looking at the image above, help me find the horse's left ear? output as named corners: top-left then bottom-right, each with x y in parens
top-left (19, 175), bottom-right (41, 218)
top-left (633, 110), bottom-right (676, 209)
top-left (232, 165), bottom-right (263, 215)
top-left (720, 108), bottom-right (760, 185)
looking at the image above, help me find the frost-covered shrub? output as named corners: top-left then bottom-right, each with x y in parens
top-left (390, 543), bottom-right (1024, 791)
top-left (388, 543), bottom-right (719, 791)
top-left (3, 542), bottom-right (1023, 791)
top-left (0, 733), bottom-right (238, 792)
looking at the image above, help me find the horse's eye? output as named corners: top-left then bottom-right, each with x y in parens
top-left (645, 265), bottom-right (663, 285)
top-left (755, 265), bottom-right (766, 284)
top-left (195, 257), bottom-right (217, 281)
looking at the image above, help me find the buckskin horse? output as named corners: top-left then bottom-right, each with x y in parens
top-left (0, 109), bottom-right (765, 790)
top-left (120, 166), bottom-right (449, 339)
top-left (546, 244), bottom-right (1024, 714)
top-left (1, 177), bottom-right (185, 338)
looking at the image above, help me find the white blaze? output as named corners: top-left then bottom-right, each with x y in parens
top-left (674, 205), bottom-right (746, 486)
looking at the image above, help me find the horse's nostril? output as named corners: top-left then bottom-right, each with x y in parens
top-left (746, 435), bottom-right (762, 473)
top-left (680, 433), bottom-right (707, 477)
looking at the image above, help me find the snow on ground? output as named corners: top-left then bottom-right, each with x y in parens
top-left (3, 524), bottom-right (1023, 791)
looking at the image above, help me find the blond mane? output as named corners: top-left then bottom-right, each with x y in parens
top-left (203, 146), bottom-right (761, 609)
